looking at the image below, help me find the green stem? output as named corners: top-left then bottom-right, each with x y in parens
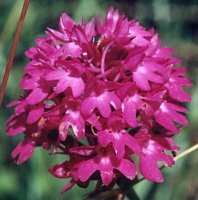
top-left (0, 0), bottom-right (31, 108)
top-left (174, 143), bottom-right (198, 162)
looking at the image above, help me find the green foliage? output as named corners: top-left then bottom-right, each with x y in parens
top-left (0, 0), bottom-right (197, 199)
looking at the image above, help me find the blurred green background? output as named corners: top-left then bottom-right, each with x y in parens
top-left (0, 0), bottom-right (198, 199)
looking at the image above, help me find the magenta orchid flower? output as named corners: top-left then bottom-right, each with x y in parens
top-left (6, 6), bottom-right (191, 193)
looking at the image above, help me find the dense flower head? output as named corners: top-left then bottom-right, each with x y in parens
top-left (7, 7), bottom-right (191, 192)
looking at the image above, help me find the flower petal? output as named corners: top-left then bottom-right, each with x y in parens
top-left (139, 156), bottom-right (163, 182)
top-left (27, 105), bottom-right (44, 124)
top-left (26, 88), bottom-right (48, 105)
top-left (78, 159), bottom-right (98, 182)
top-left (12, 141), bottom-right (35, 164)
top-left (117, 158), bottom-right (137, 180)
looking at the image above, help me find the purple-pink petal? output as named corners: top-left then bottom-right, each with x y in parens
top-left (59, 110), bottom-right (85, 140)
top-left (81, 91), bottom-right (121, 118)
top-left (98, 130), bottom-right (140, 159)
top-left (6, 115), bottom-right (26, 136)
top-left (12, 141), bottom-right (35, 164)
top-left (59, 13), bottom-right (75, 32)
top-left (117, 158), bottom-right (136, 180)
top-left (122, 94), bottom-right (141, 127)
top-left (61, 181), bottom-right (75, 194)
top-left (78, 159), bottom-right (97, 182)
top-left (26, 88), bottom-right (48, 105)
top-left (167, 83), bottom-right (192, 102)
top-left (155, 102), bottom-right (188, 133)
top-left (27, 104), bottom-right (44, 124)
top-left (60, 42), bottom-right (81, 59)
top-left (139, 155), bottom-right (163, 182)
top-left (46, 70), bottom-right (85, 97)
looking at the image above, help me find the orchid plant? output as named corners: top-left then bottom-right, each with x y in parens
top-left (1, 1), bottom-right (197, 200)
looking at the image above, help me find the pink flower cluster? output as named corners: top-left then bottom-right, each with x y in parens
top-left (7, 7), bottom-right (191, 192)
